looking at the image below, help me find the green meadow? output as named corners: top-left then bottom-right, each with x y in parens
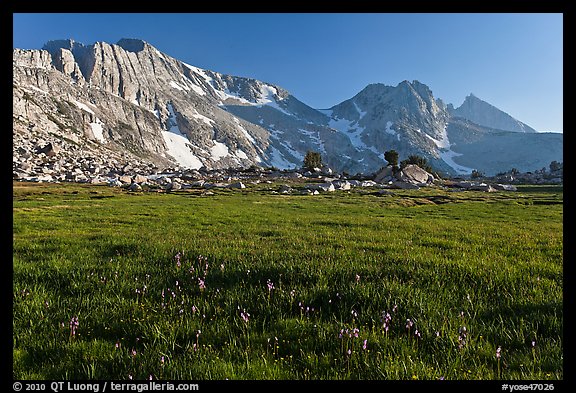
top-left (12, 181), bottom-right (563, 380)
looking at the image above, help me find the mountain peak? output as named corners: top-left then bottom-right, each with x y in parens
top-left (42, 39), bottom-right (85, 53)
top-left (453, 94), bottom-right (537, 133)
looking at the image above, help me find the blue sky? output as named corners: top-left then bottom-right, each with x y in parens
top-left (13, 13), bottom-right (563, 132)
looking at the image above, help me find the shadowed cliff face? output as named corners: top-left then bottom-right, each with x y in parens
top-left (13, 39), bottom-right (562, 176)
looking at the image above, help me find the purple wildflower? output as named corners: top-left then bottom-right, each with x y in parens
top-left (496, 346), bottom-right (501, 359)
top-left (405, 319), bottom-right (413, 330)
top-left (458, 326), bottom-right (468, 349)
top-left (363, 339), bottom-right (368, 350)
top-left (267, 279), bottom-right (275, 292)
top-left (198, 278), bottom-right (206, 291)
top-left (381, 311), bottom-right (392, 333)
top-left (69, 316), bottom-right (79, 337)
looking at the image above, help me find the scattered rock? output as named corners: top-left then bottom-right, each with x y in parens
top-left (390, 180), bottom-right (420, 190)
top-left (128, 183), bottom-right (142, 192)
top-left (35, 142), bottom-right (60, 157)
top-left (133, 174), bottom-right (148, 184)
top-left (493, 183), bottom-right (517, 191)
top-left (228, 182), bottom-right (246, 189)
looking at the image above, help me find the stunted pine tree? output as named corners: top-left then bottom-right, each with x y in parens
top-left (303, 151), bottom-right (323, 171)
top-left (384, 150), bottom-right (399, 167)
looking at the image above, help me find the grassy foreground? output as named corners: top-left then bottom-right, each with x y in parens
top-left (12, 181), bottom-right (563, 380)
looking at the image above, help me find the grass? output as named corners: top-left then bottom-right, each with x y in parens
top-left (12, 181), bottom-right (563, 380)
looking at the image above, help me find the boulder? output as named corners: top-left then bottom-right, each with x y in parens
top-left (119, 175), bottom-right (132, 184)
top-left (228, 182), bottom-right (246, 189)
top-left (390, 180), bottom-right (420, 190)
top-left (168, 182), bottom-right (182, 191)
top-left (333, 180), bottom-right (351, 190)
top-left (133, 174), bottom-right (148, 184)
top-left (396, 164), bottom-right (433, 185)
top-left (128, 183), bottom-right (142, 192)
top-left (470, 184), bottom-right (496, 192)
top-left (493, 183), bottom-right (517, 191)
top-left (108, 179), bottom-right (123, 187)
top-left (306, 183), bottom-right (335, 192)
top-left (454, 181), bottom-right (473, 189)
top-left (191, 180), bottom-right (205, 188)
top-left (90, 176), bottom-right (107, 184)
top-left (279, 184), bottom-right (293, 194)
top-left (35, 142), bottom-right (60, 157)
top-left (374, 166), bottom-right (395, 183)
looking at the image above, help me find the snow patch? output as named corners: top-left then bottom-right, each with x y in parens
top-left (23, 85), bottom-right (48, 95)
top-left (182, 62), bottom-right (214, 85)
top-left (169, 80), bottom-right (189, 92)
top-left (353, 101), bottom-right (366, 119)
top-left (89, 120), bottom-right (106, 143)
top-left (162, 131), bottom-right (203, 169)
top-left (210, 141), bottom-right (229, 161)
top-left (191, 109), bottom-right (214, 126)
top-left (185, 80), bottom-right (206, 96)
top-left (425, 123), bottom-right (450, 149)
top-left (233, 117), bottom-right (256, 144)
top-left (72, 100), bottom-right (95, 115)
top-left (298, 128), bottom-right (325, 153)
top-left (439, 149), bottom-right (474, 175)
top-left (385, 121), bottom-right (396, 136)
top-left (268, 146), bottom-right (296, 169)
top-left (161, 103), bottom-right (203, 169)
top-left (422, 122), bottom-right (473, 174)
top-left (329, 116), bottom-right (369, 150)
top-left (235, 149), bottom-right (249, 160)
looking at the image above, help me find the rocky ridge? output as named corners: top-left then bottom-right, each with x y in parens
top-left (13, 38), bottom-right (563, 180)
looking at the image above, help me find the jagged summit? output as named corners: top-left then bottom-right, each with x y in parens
top-left (42, 39), bottom-right (84, 52)
top-left (450, 93), bottom-right (537, 133)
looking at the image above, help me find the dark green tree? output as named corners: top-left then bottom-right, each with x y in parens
top-left (549, 160), bottom-right (561, 172)
top-left (384, 150), bottom-right (399, 167)
top-left (471, 169), bottom-right (484, 179)
top-left (303, 151), bottom-right (323, 171)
